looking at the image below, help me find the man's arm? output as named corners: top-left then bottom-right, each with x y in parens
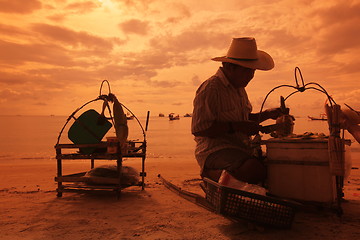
top-left (192, 120), bottom-right (261, 138)
top-left (249, 108), bottom-right (287, 122)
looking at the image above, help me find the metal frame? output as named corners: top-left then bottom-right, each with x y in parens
top-left (54, 140), bottom-right (146, 198)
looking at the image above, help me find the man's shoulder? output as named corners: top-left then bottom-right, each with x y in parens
top-left (197, 75), bottom-right (222, 91)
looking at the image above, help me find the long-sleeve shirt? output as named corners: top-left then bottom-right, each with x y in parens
top-left (191, 67), bottom-right (253, 173)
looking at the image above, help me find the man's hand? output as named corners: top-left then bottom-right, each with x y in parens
top-left (264, 107), bottom-right (289, 120)
top-left (260, 122), bottom-right (289, 134)
top-left (238, 121), bottom-right (262, 135)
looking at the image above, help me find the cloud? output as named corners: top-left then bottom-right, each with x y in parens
top-left (317, 20), bottom-right (360, 55)
top-left (34, 101), bottom-right (47, 106)
top-left (65, 1), bottom-right (99, 14)
top-left (316, 1), bottom-right (360, 27)
top-left (265, 30), bottom-right (309, 53)
top-left (149, 79), bottom-right (181, 88)
top-left (47, 13), bottom-right (67, 22)
top-left (31, 23), bottom-right (114, 50)
top-left (0, 0), bottom-right (359, 116)
top-left (116, 0), bottom-right (155, 11)
top-left (0, 87), bottom-right (45, 102)
top-left (0, 40), bottom-right (76, 66)
top-left (313, 1), bottom-right (360, 56)
top-left (316, 2), bottom-right (360, 55)
top-left (0, 88), bottom-right (22, 100)
top-left (97, 63), bottom-right (158, 80)
top-left (45, 1), bottom-right (100, 22)
top-left (0, 0), bottom-right (42, 14)
top-left (27, 67), bottom-right (99, 87)
top-left (337, 60), bottom-right (360, 75)
top-left (333, 89), bottom-right (360, 110)
top-left (0, 23), bottom-right (28, 37)
top-left (0, 71), bottom-right (30, 85)
top-left (148, 30), bottom-right (229, 66)
top-left (172, 102), bottom-right (184, 106)
top-left (119, 19), bottom-right (150, 35)
top-left (191, 75), bottom-right (201, 86)
top-left (165, 2), bottom-right (192, 23)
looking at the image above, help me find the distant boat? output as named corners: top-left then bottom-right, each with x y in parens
top-left (158, 113), bottom-right (165, 117)
top-left (308, 114), bottom-right (327, 121)
top-left (169, 113), bottom-right (180, 120)
top-left (183, 113), bottom-right (192, 117)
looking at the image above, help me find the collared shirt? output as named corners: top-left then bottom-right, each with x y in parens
top-left (191, 67), bottom-right (253, 173)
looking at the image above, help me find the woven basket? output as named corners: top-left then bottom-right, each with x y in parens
top-left (204, 178), bottom-right (296, 228)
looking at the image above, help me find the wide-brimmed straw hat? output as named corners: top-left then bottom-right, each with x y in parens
top-left (212, 37), bottom-right (274, 71)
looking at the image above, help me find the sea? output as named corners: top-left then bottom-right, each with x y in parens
top-left (0, 115), bottom-right (359, 163)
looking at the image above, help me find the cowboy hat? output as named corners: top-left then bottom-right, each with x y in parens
top-left (212, 37), bottom-right (274, 70)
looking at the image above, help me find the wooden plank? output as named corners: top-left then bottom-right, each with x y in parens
top-left (55, 176), bottom-right (120, 185)
top-left (62, 184), bottom-right (119, 189)
top-left (55, 176), bottom-right (88, 182)
top-left (57, 152), bottom-right (145, 159)
top-left (55, 143), bottom-right (108, 148)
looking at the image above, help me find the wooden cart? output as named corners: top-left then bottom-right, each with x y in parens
top-left (54, 140), bottom-right (146, 198)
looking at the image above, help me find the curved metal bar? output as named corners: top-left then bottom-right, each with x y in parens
top-left (55, 97), bottom-right (103, 145)
top-left (120, 103), bottom-right (147, 141)
top-left (258, 84), bottom-right (298, 122)
top-left (294, 67), bottom-right (305, 91)
top-left (57, 80), bottom-right (148, 145)
top-left (304, 82), bottom-right (336, 105)
top-left (99, 79), bottom-right (111, 96)
top-left (284, 86), bottom-right (327, 101)
top-left (257, 67), bottom-right (338, 123)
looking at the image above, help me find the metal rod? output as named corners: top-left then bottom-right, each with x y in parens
top-left (145, 111), bottom-right (150, 131)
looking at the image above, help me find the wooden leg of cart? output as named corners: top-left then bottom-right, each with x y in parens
top-left (116, 154), bottom-right (123, 199)
top-left (56, 148), bottom-right (63, 197)
top-left (91, 157), bottom-right (94, 169)
top-left (336, 176), bottom-right (343, 216)
top-left (141, 155), bottom-right (146, 190)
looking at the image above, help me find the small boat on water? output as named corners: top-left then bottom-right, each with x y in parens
top-left (183, 113), bottom-right (192, 117)
top-left (169, 113), bottom-right (180, 120)
top-left (158, 113), bottom-right (165, 117)
top-left (308, 113), bottom-right (327, 121)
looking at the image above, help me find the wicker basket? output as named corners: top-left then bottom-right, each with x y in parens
top-left (203, 178), bottom-right (296, 228)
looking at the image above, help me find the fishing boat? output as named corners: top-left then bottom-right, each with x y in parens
top-left (169, 113), bottom-right (180, 120)
top-left (183, 113), bottom-right (192, 117)
top-left (308, 113), bottom-right (327, 121)
top-left (158, 113), bottom-right (165, 117)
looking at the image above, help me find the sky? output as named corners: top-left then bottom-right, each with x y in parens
top-left (0, 0), bottom-right (359, 118)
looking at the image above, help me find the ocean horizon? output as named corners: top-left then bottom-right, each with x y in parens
top-left (1, 115), bottom-right (359, 163)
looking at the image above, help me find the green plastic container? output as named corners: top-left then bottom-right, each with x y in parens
top-left (68, 109), bottom-right (112, 154)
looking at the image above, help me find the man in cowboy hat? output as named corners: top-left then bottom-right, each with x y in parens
top-left (191, 37), bottom-right (285, 184)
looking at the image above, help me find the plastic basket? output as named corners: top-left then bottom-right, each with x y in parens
top-left (203, 178), bottom-right (296, 229)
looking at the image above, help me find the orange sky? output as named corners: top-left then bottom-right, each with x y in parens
top-left (0, 0), bottom-right (359, 117)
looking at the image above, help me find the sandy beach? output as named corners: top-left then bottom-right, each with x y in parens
top-left (0, 154), bottom-right (359, 240)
